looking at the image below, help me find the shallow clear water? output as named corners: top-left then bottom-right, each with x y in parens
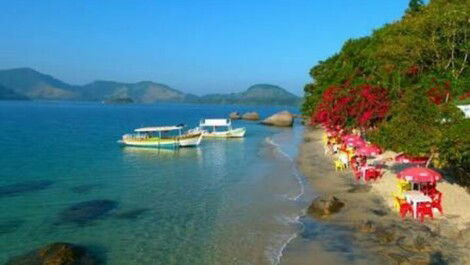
top-left (0, 101), bottom-right (306, 265)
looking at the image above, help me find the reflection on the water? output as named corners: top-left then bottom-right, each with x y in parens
top-left (122, 146), bottom-right (202, 160)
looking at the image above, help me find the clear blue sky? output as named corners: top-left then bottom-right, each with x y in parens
top-left (0, 0), bottom-right (409, 95)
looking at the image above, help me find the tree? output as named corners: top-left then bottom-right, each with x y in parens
top-left (406, 0), bottom-right (425, 14)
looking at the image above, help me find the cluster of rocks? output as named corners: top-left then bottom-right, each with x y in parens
top-left (6, 242), bottom-right (99, 265)
top-left (229, 110), bottom-right (295, 127)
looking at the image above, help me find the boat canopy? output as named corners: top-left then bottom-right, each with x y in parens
top-left (134, 126), bottom-right (182, 132)
top-left (200, 119), bottom-right (231, 127)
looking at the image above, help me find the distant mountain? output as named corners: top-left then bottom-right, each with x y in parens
top-left (81, 80), bottom-right (189, 103)
top-left (194, 84), bottom-right (301, 105)
top-left (0, 68), bottom-right (300, 105)
top-left (0, 68), bottom-right (79, 100)
top-left (0, 84), bottom-right (29, 100)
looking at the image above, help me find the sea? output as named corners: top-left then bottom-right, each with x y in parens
top-left (0, 101), bottom-right (312, 265)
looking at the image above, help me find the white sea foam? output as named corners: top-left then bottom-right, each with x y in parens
top-left (263, 135), bottom-right (308, 265)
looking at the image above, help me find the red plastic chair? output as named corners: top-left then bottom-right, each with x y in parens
top-left (431, 191), bottom-right (443, 215)
top-left (396, 197), bottom-right (412, 219)
top-left (364, 169), bottom-right (380, 181)
top-left (417, 202), bottom-right (434, 223)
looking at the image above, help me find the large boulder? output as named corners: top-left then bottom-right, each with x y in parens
top-left (307, 195), bottom-right (344, 218)
top-left (261, 111), bottom-right (294, 127)
top-left (6, 242), bottom-right (99, 265)
top-left (242, 112), bottom-right (260, 121)
top-left (229, 112), bottom-right (241, 120)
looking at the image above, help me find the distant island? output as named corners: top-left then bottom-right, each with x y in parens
top-left (0, 68), bottom-right (301, 106)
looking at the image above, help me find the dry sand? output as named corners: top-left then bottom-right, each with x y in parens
top-left (281, 126), bottom-right (470, 265)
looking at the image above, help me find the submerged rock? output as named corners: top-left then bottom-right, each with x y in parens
top-left (70, 184), bottom-right (102, 194)
top-left (261, 111), bottom-right (294, 127)
top-left (307, 196), bottom-right (345, 218)
top-left (5, 242), bottom-right (99, 265)
top-left (0, 219), bottom-right (24, 235)
top-left (229, 112), bottom-right (241, 120)
top-left (114, 208), bottom-right (149, 220)
top-left (0, 180), bottom-right (53, 198)
top-left (242, 112), bottom-right (260, 121)
top-left (57, 200), bottom-right (118, 225)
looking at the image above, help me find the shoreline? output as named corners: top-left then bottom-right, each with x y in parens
top-left (281, 126), bottom-right (470, 265)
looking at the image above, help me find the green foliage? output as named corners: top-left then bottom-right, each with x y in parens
top-left (302, 0), bottom-right (470, 171)
top-left (406, 0), bottom-right (425, 14)
top-left (369, 87), bottom-right (441, 155)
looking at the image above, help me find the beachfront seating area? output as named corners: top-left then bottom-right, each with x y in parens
top-left (322, 125), bottom-right (444, 223)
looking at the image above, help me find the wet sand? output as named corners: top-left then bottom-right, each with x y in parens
top-left (281, 126), bottom-right (470, 265)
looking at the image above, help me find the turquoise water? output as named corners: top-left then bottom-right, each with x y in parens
top-left (0, 101), bottom-right (307, 265)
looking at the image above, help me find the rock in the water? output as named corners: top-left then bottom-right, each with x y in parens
top-left (115, 208), bottom-right (149, 220)
top-left (0, 219), bottom-right (24, 235)
top-left (70, 184), bottom-right (102, 194)
top-left (261, 111), bottom-right (294, 127)
top-left (229, 112), bottom-right (241, 120)
top-left (242, 112), bottom-right (260, 121)
top-left (0, 180), bottom-right (53, 198)
top-left (58, 200), bottom-right (118, 225)
top-left (5, 242), bottom-right (99, 265)
top-left (307, 196), bottom-right (345, 218)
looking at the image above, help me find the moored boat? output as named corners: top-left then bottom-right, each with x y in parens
top-left (198, 119), bottom-right (246, 138)
top-left (118, 126), bottom-right (202, 148)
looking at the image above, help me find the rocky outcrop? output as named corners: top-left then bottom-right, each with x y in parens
top-left (5, 242), bottom-right (99, 265)
top-left (242, 112), bottom-right (260, 121)
top-left (57, 200), bottom-right (118, 225)
top-left (261, 111), bottom-right (294, 127)
top-left (307, 196), bottom-right (344, 218)
top-left (229, 112), bottom-right (241, 120)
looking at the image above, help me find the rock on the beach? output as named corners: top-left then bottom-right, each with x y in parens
top-left (5, 242), bottom-right (99, 265)
top-left (57, 200), bottom-right (118, 225)
top-left (261, 111), bottom-right (294, 127)
top-left (307, 195), bottom-right (345, 218)
top-left (242, 112), bottom-right (260, 121)
top-left (229, 112), bottom-right (241, 120)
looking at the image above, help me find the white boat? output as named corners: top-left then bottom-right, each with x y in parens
top-left (118, 126), bottom-right (202, 148)
top-left (198, 119), bottom-right (246, 138)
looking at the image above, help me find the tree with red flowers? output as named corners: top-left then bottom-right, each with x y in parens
top-left (311, 83), bottom-right (390, 130)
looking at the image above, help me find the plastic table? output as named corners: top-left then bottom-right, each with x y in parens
top-left (404, 191), bottom-right (432, 219)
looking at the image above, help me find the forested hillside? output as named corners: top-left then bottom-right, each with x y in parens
top-left (302, 0), bottom-right (469, 178)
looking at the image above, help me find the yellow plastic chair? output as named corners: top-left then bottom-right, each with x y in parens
top-left (334, 160), bottom-right (345, 171)
top-left (392, 191), bottom-right (405, 211)
top-left (396, 179), bottom-right (411, 194)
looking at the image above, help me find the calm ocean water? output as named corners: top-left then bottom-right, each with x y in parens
top-left (0, 101), bottom-right (309, 265)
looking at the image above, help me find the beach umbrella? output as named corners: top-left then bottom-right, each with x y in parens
top-left (395, 154), bottom-right (428, 164)
top-left (397, 167), bottom-right (442, 183)
top-left (356, 145), bottom-right (382, 156)
top-left (342, 135), bottom-right (366, 148)
top-left (342, 134), bottom-right (361, 141)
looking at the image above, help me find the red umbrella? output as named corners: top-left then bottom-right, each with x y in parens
top-left (395, 154), bottom-right (428, 164)
top-left (342, 134), bottom-right (361, 142)
top-left (342, 135), bottom-right (365, 147)
top-left (397, 167), bottom-right (442, 183)
top-left (356, 145), bottom-right (382, 156)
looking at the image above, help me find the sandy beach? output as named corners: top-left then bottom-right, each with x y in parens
top-left (281, 126), bottom-right (470, 265)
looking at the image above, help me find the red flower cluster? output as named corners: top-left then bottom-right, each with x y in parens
top-left (458, 91), bottom-right (470, 100)
top-left (312, 84), bottom-right (390, 129)
top-left (427, 80), bottom-right (450, 105)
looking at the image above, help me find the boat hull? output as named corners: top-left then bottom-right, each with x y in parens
top-left (202, 127), bottom-right (246, 138)
top-left (119, 133), bottom-right (202, 148)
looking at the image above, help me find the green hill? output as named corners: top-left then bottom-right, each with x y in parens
top-left (195, 84), bottom-right (301, 105)
top-left (0, 84), bottom-right (29, 100)
top-left (0, 68), bottom-right (299, 105)
top-left (0, 68), bottom-right (79, 100)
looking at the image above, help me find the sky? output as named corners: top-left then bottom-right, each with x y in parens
top-left (0, 0), bottom-right (410, 96)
